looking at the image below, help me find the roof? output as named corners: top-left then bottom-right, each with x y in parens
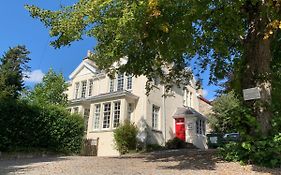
top-left (197, 95), bottom-right (212, 105)
top-left (173, 107), bottom-right (208, 120)
top-left (69, 59), bottom-right (99, 79)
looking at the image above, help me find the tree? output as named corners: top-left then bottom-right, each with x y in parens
top-left (29, 69), bottom-right (68, 106)
top-left (26, 1), bottom-right (281, 136)
top-left (0, 45), bottom-right (30, 99)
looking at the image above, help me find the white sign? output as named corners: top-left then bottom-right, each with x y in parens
top-left (210, 137), bottom-right (217, 144)
top-left (243, 87), bottom-right (261, 101)
top-left (187, 122), bottom-right (193, 130)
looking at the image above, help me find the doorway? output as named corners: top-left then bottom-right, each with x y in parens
top-left (175, 118), bottom-right (186, 141)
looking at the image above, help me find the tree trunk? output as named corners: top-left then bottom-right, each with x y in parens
top-left (242, 18), bottom-right (272, 136)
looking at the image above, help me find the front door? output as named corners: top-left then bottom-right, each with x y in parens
top-left (175, 118), bottom-right (186, 141)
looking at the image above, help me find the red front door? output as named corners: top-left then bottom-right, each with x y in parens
top-left (175, 118), bottom-right (186, 141)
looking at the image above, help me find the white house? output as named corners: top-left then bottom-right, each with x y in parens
top-left (66, 52), bottom-right (211, 156)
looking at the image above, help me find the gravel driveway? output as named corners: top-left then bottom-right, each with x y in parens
top-left (0, 149), bottom-right (280, 175)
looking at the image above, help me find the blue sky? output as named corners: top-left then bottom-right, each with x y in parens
top-left (0, 0), bottom-right (219, 100)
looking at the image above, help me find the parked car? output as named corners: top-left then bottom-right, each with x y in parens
top-left (207, 132), bottom-right (240, 148)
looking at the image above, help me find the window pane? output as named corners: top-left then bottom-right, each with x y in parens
top-left (152, 105), bottom-right (160, 129)
top-left (127, 75), bottom-right (132, 90)
top-left (75, 83), bottom-right (79, 99)
top-left (81, 81), bottom-right (87, 98)
top-left (93, 104), bottom-right (101, 129)
top-left (113, 101), bottom-right (121, 128)
top-left (88, 79), bottom-right (93, 96)
top-left (102, 103), bottom-right (111, 128)
top-left (83, 109), bottom-right (90, 131)
top-left (110, 78), bottom-right (115, 92)
top-left (128, 103), bottom-right (133, 121)
top-left (117, 74), bottom-right (124, 91)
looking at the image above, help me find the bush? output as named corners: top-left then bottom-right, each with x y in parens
top-left (113, 120), bottom-right (138, 154)
top-left (166, 137), bottom-right (187, 149)
top-left (219, 134), bottom-right (281, 168)
top-left (0, 99), bottom-right (84, 154)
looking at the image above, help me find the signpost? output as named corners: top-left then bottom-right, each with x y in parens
top-left (243, 87), bottom-right (261, 101)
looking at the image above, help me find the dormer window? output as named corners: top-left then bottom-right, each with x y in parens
top-left (81, 81), bottom-right (87, 98)
top-left (127, 74), bottom-right (133, 90)
top-left (110, 78), bottom-right (115, 92)
top-left (117, 74), bottom-right (124, 91)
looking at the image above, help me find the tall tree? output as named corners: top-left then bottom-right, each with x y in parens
top-left (0, 45), bottom-right (30, 99)
top-left (26, 1), bottom-right (281, 136)
top-left (29, 68), bottom-right (68, 106)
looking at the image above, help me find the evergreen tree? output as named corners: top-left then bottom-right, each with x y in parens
top-left (0, 45), bottom-right (30, 99)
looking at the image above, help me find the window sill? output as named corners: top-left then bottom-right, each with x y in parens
top-left (89, 129), bottom-right (114, 133)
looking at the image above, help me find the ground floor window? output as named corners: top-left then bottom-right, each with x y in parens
top-left (152, 105), bottom-right (160, 130)
top-left (73, 107), bottom-right (79, 113)
top-left (102, 103), bottom-right (111, 129)
top-left (196, 119), bottom-right (206, 135)
top-left (93, 104), bottom-right (101, 130)
top-left (113, 101), bottom-right (121, 128)
top-left (83, 108), bottom-right (90, 131)
top-left (127, 103), bottom-right (133, 121)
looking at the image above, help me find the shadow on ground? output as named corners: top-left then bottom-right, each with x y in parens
top-left (0, 156), bottom-right (68, 175)
top-left (144, 149), bottom-right (219, 170)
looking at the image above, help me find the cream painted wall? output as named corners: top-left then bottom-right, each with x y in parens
top-left (66, 58), bottom-right (209, 156)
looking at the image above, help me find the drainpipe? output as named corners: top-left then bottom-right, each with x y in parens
top-left (162, 85), bottom-right (167, 145)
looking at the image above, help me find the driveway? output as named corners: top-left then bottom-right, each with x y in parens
top-left (0, 149), bottom-right (280, 175)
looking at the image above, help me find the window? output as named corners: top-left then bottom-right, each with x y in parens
top-left (81, 81), bottom-right (87, 98)
top-left (73, 107), bottom-right (79, 113)
top-left (110, 78), bottom-right (115, 92)
top-left (93, 104), bottom-right (101, 130)
top-left (102, 103), bottom-right (111, 129)
top-left (127, 74), bottom-right (132, 90)
top-left (113, 101), bottom-right (121, 128)
top-left (74, 83), bottom-right (79, 99)
top-left (117, 74), bottom-right (124, 91)
top-left (189, 92), bottom-right (193, 107)
top-left (83, 109), bottom-right (90, 131)
top-left (128, 103), bottom-right (133, 121)
top-left (67, 108), bottom-right (71, 113)
top-left (196, 119), bottom-right (205, 135)
top-left (88, 79), bottom-right (93, 96)
top-left (152, 105), bottom-right (160, 129)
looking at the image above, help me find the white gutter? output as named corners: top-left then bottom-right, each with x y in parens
top-left (162, 86), bottom-right (167, 145)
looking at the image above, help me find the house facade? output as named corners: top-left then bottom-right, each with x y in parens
top-left (66, 53), bottom-right (210, 156)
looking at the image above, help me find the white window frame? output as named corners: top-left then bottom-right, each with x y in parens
top-left (196, 119), bottom-right (206, 135)
top-left (102, 103), bottom-right (111, 129)
top-left (127, 103), bottom-right (133, 121)
top-left (83, 108), bottom-right (90, 132)
top-left (127, 74), bottom-right (133, 90)
top-left (152, 105), bottom-right (160, 130)
top-left (81, 81), bottom-right (87, 98)
top-left (113, 101), bottom-right (121, 128)
top-left (93, 104), bottom-right (101, 130)
top-left (88, 79), bottom-right (94, 96)
top-left (109, 78), bottom-right (115, 92)
top-left (117, 73), bottom-right (124, 91)
top-left (74, 82), bottom-right (80, 99)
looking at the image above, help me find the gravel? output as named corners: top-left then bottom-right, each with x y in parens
top-left (0, 149), bottom-right (280, 175)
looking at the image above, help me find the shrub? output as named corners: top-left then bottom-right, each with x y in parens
top-left (113, 120), bottom-right (138, 154)
top-left (0, 99), bottom-right (84, 154)
top-left (166, 137), bottom-right (187, 149)
top-left (219, 134), bottom-right (281, 168)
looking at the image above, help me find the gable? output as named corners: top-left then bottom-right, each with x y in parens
top-left (69, 60), bottom-right (98, 79)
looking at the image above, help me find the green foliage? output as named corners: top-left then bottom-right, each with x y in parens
top-left (165, 137), bottom-right (187, 149)
top-left (113, 120), bottom-right (138, 154)
top-left (209, 91), bottom-right (257, 136)
top-left (219, 134), bottom-right (281, 168)
top-left (28, 68), bottom-right (68, 106)
top-left (0, 45), bottom-right (30, 99)
top-left (146, 144), bottom-right (164, 152)
top-left (0, 98), bottom-right (84, 154)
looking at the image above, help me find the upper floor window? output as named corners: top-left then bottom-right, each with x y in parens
top-left (113, 101), bottom-right (121, 128)
top-left (117, 74), bottom-right (124, 91)
top-left (88, 79), bottom-right (93, 96)
top-left (110, 78), bottom-right (115, 92)
top-left (93, 104), bottom-right (101, 130)
top-left (81, 81), bottom-right (87, 98)
top-left (152, 105), bottom-right (160, 130)
top-left (127, 74), bottom-right (133, 90)
top-left (189, 92), bottom-right (193, 107)
top-left (102, 103), bottom-right (111, 129)
top-left (75, 83), bottom-right (79, 99)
